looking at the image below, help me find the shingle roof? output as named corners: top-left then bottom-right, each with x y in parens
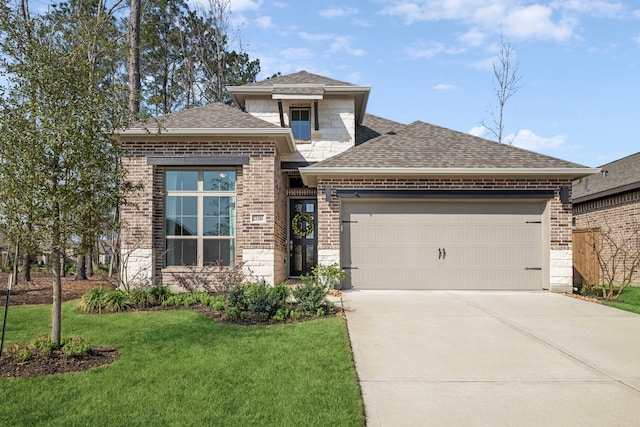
top-left (128, 103), bottom-right (279, 130)
top-left (572, 151), bottom-right (640, 202)
top-left (313, 120), bottom-right (587, 169)
top-left (356, 114), bottom-right (406, 145)
top-left (243, 70), bottom-right (356, 88)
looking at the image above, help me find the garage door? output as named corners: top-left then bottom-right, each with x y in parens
top-left (341, 200), bottom-right (546, 290)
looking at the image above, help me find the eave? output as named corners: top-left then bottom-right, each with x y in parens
top-left (114, 127), bottom-right (297, 154)
top-left (299, 167), bottom-right (600, 187)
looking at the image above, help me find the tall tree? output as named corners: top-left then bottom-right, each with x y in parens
top-left (0, 0), bottom-right (132, 344)
top-left (483, 32), bottom-right (522, 144)
top-left (128, 0), bottom-right (141, 118)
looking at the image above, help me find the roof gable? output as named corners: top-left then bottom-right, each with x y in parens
top-left (572, 151), bottom-right (640, 202)
top-left (242, 70), bottom-right (357, 87)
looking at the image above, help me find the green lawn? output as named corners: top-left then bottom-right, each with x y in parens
top-left (603, 286), bottom-right (640, 315)
top-left (0, 303), bottom-right (365, 426)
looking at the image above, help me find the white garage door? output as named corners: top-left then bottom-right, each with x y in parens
top-left (341, 200), bottom-right (547, 290)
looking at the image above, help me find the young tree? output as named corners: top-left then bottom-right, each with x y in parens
top-left (0, 0), bottom-right (132, 344)
top-left (483, 32), bottom-right (522, 144)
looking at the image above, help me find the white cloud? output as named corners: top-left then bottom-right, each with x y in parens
top-left (280, 48), bottom-right (314, 60)
top-left (254, 16), bottom-right (273, 29)
top-left (229, 0), bottom-right (263, 12)
top-left (378, 0), bottom-right (621, 43)
top-left (503, 5), bottom-right (574, 42)
top-left (469, 125), bottom-right (487, 137)
top-left (319, 6), bottom-right (358, 18)
top-left (459, 28), bottom-right (486, 47)
top-left (551, 0), bottom-right (626, 18)
top-left (508, 129), bottom-right (568, 151)
top-left (405, 41), bottom-right (465, 59)
top-left (432, 83), bottom-right (458, 91)
top-left (330, 36), bottom-right (365, 56)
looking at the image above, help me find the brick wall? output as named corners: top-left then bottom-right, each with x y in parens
top-left (574, 190), bottom-right (640, 284)
top-left (316, 177), bottom-right (574, 251)
top-left (121, 139), bottom-right (281, 285)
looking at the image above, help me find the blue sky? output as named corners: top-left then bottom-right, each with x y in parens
top-left (212, 0), bottom-right (640, 167)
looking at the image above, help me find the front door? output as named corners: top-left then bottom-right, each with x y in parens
top-left (289, 199), bottom-right (317, 277)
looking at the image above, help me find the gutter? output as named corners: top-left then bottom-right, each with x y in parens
top-left (300, 167), bottom-right (600, 187)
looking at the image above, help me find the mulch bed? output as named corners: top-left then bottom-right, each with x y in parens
top-left (0, 348), bottom-right (120, 379)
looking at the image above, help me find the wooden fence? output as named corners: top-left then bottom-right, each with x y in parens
top-left (572, 228), bottom-right (600, 287)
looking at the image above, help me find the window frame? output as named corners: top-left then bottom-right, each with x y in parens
top-left (164, 169), bottom-right (236, 267)
top-left (290, 107), bottom-right (311, 141)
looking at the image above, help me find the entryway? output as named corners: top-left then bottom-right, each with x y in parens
top-left (289, 199), bottom-right (317, 277)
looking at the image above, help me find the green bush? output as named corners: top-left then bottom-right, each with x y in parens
top-left (226, 283), bottom-right (290, 318)
top-left (292, 282), bottom-right (326, 313)
top-left (102, 290), bottom-right (132, 312)
top-left (209, 295), bottom-right (226, 310)
top-left (33, 335), bottom-right (57, 357)
top-left (79, 287), bottom-right (107, 313)
top-left (61, 337), bottom-right (91, 357)
top-left (8, 344), bottom-right (32, 362)
top-left (148, 284), bottom-right (173, 304)
top-left (128, 290), bottom-right (151, 308)
top-left (162, 294), bottom-right (183, 307)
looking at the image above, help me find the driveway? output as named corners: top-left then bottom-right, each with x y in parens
top-left (342, 290), bottom-right (640, 426)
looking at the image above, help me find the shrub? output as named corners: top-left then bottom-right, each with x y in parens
top-left (209, 296), bottom-right (226, 310)
top-left (148, 284), bottom-right (173, 304)
top-left (61, 337), bottom-right (91, 357)
top-left (128, 290), bottom-right (151, 308)
top-left (33, 335), bottom-right (57, 357)
top-left (292, 282), bottom-right (326, 313)
top-left (8, 344), bottom-right (32, 362)
top-left (162, 294), bottom-right (184, 307)
top-left (301, 263), bottom-right (346, 291)
top-left (79, 287), bottom-right (107, 313)
top-left (102, 290), bottom-right (132, 312)
top-left (226, 283), bottom-right (291, 318)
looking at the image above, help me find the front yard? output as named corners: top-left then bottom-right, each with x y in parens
top-left (0, 302), bottom-right (365, 426)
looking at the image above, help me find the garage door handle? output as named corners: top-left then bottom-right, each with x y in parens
top-left (438, 248), bottom-right (442, 259)
top-left (442, 248), bottom-right (446, 259)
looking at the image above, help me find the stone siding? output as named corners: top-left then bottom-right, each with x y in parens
top-left (246, 98), bottom-right (355, 162)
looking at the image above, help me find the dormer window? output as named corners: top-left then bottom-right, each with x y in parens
top-left (291, 108), bottom-right (310, 140)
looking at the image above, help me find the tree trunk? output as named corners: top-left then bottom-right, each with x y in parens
top-left (88, 247), bottom-right (94, 277)
top-left (51, 207), bottom-right (62, 345)
top-left (128, 0), bottom-right (141, 119)
top-left (76, 253), bottom-right (87, 280)
top-left (22, 253), bottom-right (31, 282)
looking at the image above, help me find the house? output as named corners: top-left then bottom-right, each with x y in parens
top-left (572, 151), bottom-right (640, 285)
top-left (116, 71), bottom-right (597, 292)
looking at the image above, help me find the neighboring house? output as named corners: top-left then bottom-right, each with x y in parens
top-left (572, 151), bottom-right (640, 285)
top-left (116, 71), bottom-right (597, 292)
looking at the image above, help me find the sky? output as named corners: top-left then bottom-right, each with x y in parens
top-left (24, 0), bottom-right (639, 167)
top-left (209, 0), bottom-right (640, 168)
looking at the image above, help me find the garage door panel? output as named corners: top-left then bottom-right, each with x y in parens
top-left (342, 201), bottom-right (546, 290)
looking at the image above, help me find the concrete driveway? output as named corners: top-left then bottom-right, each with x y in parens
top-left (342, 290), bottom-right (640, 427)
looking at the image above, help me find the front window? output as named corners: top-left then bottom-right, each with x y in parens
top-left (290, 108), bottom-right (310, 140)
top-left (165, 170), bottom-right (236, 266)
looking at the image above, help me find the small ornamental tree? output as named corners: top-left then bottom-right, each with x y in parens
top-left (0, 0), bottom-right (133, 344)
top-left (583, 220), bottom-right (640, 299)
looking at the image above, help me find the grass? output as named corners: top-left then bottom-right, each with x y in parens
top-left (603, 286), bottom-right (640, 315)
top-left (0, 303), bottom-right (365, 426)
